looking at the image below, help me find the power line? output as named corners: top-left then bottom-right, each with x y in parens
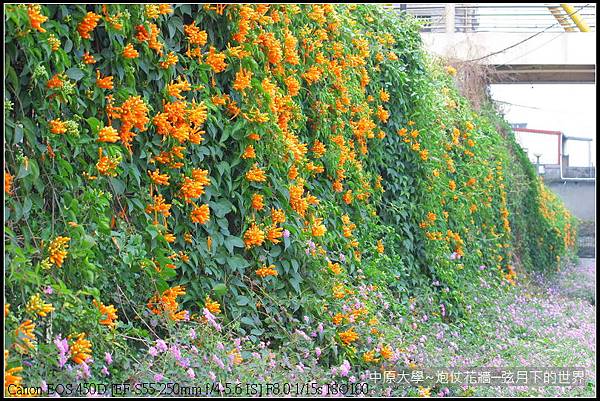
top-left (463, 3), bottom-right (592, 63)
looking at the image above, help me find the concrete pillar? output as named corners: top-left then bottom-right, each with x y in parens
top-left (445, 4), bottom-right (455, 33)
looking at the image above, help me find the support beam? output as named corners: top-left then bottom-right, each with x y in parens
top-left (489, 64), bottom-right (595, 84)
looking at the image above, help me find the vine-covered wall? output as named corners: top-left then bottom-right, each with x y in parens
top-left (4, 4), bottom-right (577, 382)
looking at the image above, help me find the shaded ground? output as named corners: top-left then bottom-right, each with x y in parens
top-left (413, 258), bottom-right (596, 397)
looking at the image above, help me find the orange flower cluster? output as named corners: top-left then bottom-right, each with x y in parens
top-left (147, 285), bottom-right (188, 321)
top-left (184, 21), bottom-right (207, 46)
top-left (205, 296), bottom-right (221, 314)
top-left (122, 43), bottom-right (139, 59)
top-left (266, 225), bottom-right (283, 244)
top-left (243, 223), bottom-right (265, 248)
top-left (93, 299), bottom-right (118, 328)
top-left (69, 333), bottom-right (92, 364)
top-left (46, 74), bottom-right (62, 89)
top-left (5, 170), bottom-right (13, 195)
top-left (256, 264), bottom-right (278, 278)
top-left (153, 97), bottom-right (207, 145)
top-left (27, 4), bottom-right (47, 33)
top-left (339, 328), bottom-right (359, 345)
top-left (233, 68), bottom-right (253, 92)
top-left (341, 214), bottom-right (356, 238)
top-left (246, 164), bottom-right (267, 183)
top-left (107, 95), bottom-right (149, 153)
top-left (82, 52), bottom-right (96, 64)
top-left (4, 351), bottom-right (23, 391)
top-left (191, 204), bottom-right (210, 224)
top-left (271, 208), bottom-right (286, 224)
top-left (146, 194), bottom-right (171, 225)
top-left (96, 70), bottom-right (114, 90)
top-left (180, 169), bottom-right (210, 203)
top-left (148, 168), bottom-right (170, 186)
top-left (328, 260), bottom-right (342, 275)
top-left (48, 236), bottom-right (70, 267)
top-left (251, 193), bottom-right (264, 211)
top-left (166, 77), bottom-right (191, 100)
top-left (205, 47), bottom-right (228, 73)
top-left (242, 145), bottom-right (256, 159)
top-left (26, 294), bottom-right (54, 317)
top-left (159, 51), bottom-right (178, 69)
top-left (14, 320), bottom-right (36, 354)
top-left (78, 12), bottom-right (102, 40)
top-left (98, 126), bottom-right (119, 143)
top-left (49, 119), bottom-right (67, 134)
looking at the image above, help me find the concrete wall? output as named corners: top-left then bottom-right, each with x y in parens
top-left (546, 180), bottom-right (596, 221)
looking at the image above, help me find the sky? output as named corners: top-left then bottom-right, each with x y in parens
top-left (489, 84), bottom-right (596, 167)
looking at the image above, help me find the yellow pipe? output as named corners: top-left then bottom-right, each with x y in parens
top-left (560, 3), bottom-right (590, 32)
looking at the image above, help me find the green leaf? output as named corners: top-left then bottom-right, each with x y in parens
top-left (66, 67), bottom-right (85, 81)
top-left (212, 283), bottom-right (228, 296)
top-left (87, 117), bottom-right (101, 134)
top-left (227, 255), bottom-right (249, 272)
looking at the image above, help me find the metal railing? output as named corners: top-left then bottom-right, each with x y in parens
top-left (385, 3), bottom-right (596, 33)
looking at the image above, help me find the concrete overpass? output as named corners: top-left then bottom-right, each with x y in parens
top-left (420, 32), bottom-right (596, 83)
top-left (387, 4), bottom-right (596, 83)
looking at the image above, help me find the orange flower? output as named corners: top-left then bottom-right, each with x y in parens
top-left (96, 148), bottom-right (121, 177)
top-left (205, 47), bottom-right (228, 73)
top-left (93, 300), bottom-right (118, 329)
top-left (98, 126), bottom-right (119, 143)
top-left (271, 208), bottom-right (286, 224)
top-left (312, 140), bottom-right (326, 158)
top-left (69, 333), bottom-right (92, 364)
top-left (243, 223), bottom-right (265, 248)
top-left (191, 204), bottom-right (210, 224)
top-left (26, 294), bottom-right (54, 317)
top-left (180, 169), bottom-right (210, 203)
top-left (158, 4), bottom-right (173, 15)
top-left (339, 328), bottom-right (359, 345)
top-left (5, 170), bottom-right (13, 195)
top-left (147, 285), bottom-right (187, 321)
top-left (205, 296), bottom-right (221, 314)
top-left (46, 74), bottom-right (62, 89)
top-left (96, 70), bottom-right (114, 90)
top-left (376, 239), bottom-right (384, 254)
top-left (78, 12), bottom-right (102, 40)
top-left (27, 4), bottom-right (48, 33)
top-left (48, 236), bottom-right (70, 267)
top-left (122, 43), bottom-right (139, 59)
top-left (380, 89), bottom-right (390, 102)
top-left (343, 190), bottom-right (353, 205)
top-left (148, 169), bottom-right (170, 186)
top-left (82, 51), bottom-right (96, 64)
top-left (256, 264), bottom-right (278, 278)
top-left (284, 76), bottom-right (300, 97)
top-left (251, 193), bottom-right (264, 211)
top-left (242, 145), bottom-right (256, 159)
top-left (246, 164), bottom-right (267, 183)
top-left (184, 22), bottom-right (207, 46)
top-left (449, 180), bottom-right (456, 191)
top-left (311, 217), bottom-right (327, 237)
top-left (159, 51), bottom-right (178, 69)
top-left (166, 77), bottom-right (191, 99)
top-left (49, 119), bottom-right (67, 134)
top-left (233, 68), bottom-right (253, 92)
top-left (14, 320), bottom-right (37, 354)
top-left (466, 177), bottom-right (477, 187)
top-left (266, 225), bottom-right (283, 244)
